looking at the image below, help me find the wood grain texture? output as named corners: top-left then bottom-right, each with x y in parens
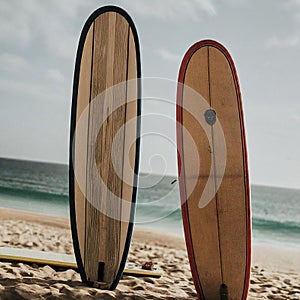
top-left (74, 24), bottom-right (94, 262)
top-left (85, 11), bottom-right (129, 286)
top-left (119, 29), bottom-right (138, 266)
top-left (182, 47), bottom-right (222, 299)
top-left (177, 40), bottom-right (250, 300)
top-left (72, 8), bottom-right (139, 289)
top-left (209, 46), bottom-right (247, 300)
top-left (85, 11), bottom-right (111, 285)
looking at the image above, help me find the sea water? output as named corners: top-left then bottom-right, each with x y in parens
top-left (0, 158), bottom-right (299, 248)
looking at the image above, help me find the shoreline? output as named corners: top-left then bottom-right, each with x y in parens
top-left (0, 207), bottom-right (70, 229)
top-left (1, 207), bottom-right (299, 255)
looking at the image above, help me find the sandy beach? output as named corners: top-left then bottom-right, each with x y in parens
top-left (0, 208), bottom-right (299, 299)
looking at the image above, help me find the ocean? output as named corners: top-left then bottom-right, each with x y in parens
top-left (0, 157), bottom-right (299, 248)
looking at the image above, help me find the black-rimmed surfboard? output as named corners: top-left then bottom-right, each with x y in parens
top-left (177, 40), bottom-right (251, 299)
top-left (69, 6), bottom-right (141, 289)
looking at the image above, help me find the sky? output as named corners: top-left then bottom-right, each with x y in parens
top-left (0, 0), bottom-right (300, 189)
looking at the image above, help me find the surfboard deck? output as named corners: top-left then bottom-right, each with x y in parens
top-left (0, 248), bottom-right (162, 278)
top-left (69, 6), bottom-right (141, 290)
top-left (177, 40), bottom-right (251, 299)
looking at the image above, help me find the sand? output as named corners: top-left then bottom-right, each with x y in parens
top-left (0, 208), bottom-right (299, 299)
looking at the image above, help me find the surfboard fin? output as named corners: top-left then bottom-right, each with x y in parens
top-left (98, 261), bottom-right (105, 282)
top-left (220, 283), bottom-right (228, 300)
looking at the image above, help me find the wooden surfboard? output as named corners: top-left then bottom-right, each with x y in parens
top-left (176, 40), bottom-right (251, 299)
top-left (69, 6), bottom-right (141, 290)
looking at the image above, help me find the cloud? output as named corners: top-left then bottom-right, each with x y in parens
top-left (266, 35), bottom-right (300, 48)
top-left (0, 53), bottom-right (30, 72)
top-left (156, 49), bottom-right (181, 62)
top-left (119, 0), bottom-right (217, 20)
top-left (285, 0), bottom-right (300, 21)
top-left (46, 69), bottom-right (65, 83)
top-left (0, 0), bottom-right (217, 61)
top-left (0, 1), bottom-right (33, 46)
top-left (0, 0), bottom-right (86, 58)
top-left (0, 77), bottom-right (65, 104)
top-left (290, 0), bottom-right (300, 5)
top-left (291, 112), bottom-right (300, 123)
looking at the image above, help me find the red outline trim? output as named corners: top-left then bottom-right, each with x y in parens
top-left (176, 39), bottom-right (251, 299)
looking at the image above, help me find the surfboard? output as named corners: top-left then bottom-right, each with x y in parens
top-left (0, 248), bottom-right (162, 278)
top-left (176, 40), bottom-right (251, 299)
top-left (69, 6), bottom-right (141, 289)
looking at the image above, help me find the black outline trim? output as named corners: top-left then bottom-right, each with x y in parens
top-left (69, 5), bottom-right (141, 289)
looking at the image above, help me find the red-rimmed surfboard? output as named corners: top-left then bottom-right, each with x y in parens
top-left (176, 40), bottom-right (251, 299)
top-left (69, 6), bottom-right (141, 290)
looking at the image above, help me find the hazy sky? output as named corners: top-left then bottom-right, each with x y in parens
top-left (0, 0), bottom-right (300, 188)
